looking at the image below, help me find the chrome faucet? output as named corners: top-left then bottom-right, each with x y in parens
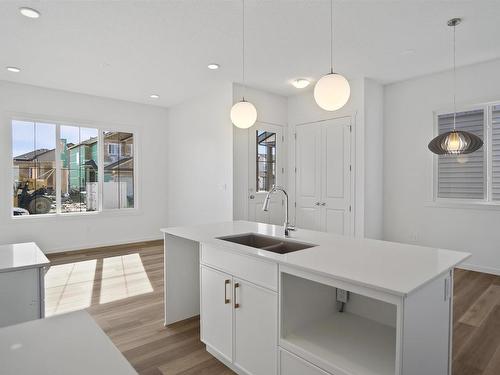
top-left (262, 186), bottom-right (296, 237)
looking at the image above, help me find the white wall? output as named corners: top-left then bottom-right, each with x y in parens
top-left (0, 80), bottom-right (169, 253)
top-left (384, 58), bottom-right (500, 274)
top-left (364, 79), bottom-right (384, 239)
top-left (232, 84), bottom-right (288, 221)
top-left (168, 82), bottom-right (233, 226)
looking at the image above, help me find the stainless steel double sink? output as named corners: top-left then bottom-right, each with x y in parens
top-left (216, 233), bottom-right (317, 254)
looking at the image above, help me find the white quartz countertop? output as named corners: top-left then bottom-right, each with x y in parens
top-left (0, 242), bottom-right (49, 273)
top-left (161, 221), bottom-right (470, 296)
top-left (0, 311), bottom-right (137, 375)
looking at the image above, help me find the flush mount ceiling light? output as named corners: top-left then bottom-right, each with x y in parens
top-left (207, 63), bottom-right (220, 70)
top-left (314, 0), bottom-right (350, 111)
top-left (428, 18), bottom-right (483, 155)
top-left (6, 66), bottom-right (21, 73)
top-left (292, 78), bottom-right (310, 89)
top-left (230, 0), bottom-right (257, 129)
top-left (150, 94), bottom-right (160, 99)
top-left (19, 7), bottom-right (40, 18)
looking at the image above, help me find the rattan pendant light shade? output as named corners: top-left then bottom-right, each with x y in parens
top-left (428, 18), bottom-right (484, 155)
top-left (428, 130), bottom-right (483, 155)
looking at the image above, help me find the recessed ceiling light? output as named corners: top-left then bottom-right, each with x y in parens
top-left (19, 7), bottom-right (41, 19)
top-left (401, 49), bottom-right (416, 56)
top-left (6, 67), bottom-right (21, 73)
top-left (150, 94), bottom-right (160, 99)
top-left (291, 78), bottom-right (310, 89)
top-left (207, 63), bottom-right (220, 70)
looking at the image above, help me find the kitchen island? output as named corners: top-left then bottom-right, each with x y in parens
top-left (161, 221), bottom-right (470, 375)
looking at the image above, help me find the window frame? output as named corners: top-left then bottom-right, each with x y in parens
top-left (431, 101), bottom-right (500, 209)
top-left (9, 113), bottom-right (140, 220)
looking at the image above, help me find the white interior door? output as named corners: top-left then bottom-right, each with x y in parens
top-left (322, 118), bottom-right (352, 235)
top-left (295, 117), bottom-right (352, 235)
top-left (295, 123), bottom-right (322, 230)
top-left (247, 123), bottom-right (284, 225)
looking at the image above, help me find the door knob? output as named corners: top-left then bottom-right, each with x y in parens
top-left (249, 195), bottom-right (255, 199)
top-left (321, 202), bottom-right (326, 206)
top-left (315, 202), bottom-right (320, 206)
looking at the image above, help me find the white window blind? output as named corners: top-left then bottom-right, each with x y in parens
top-left (437, 109), bottom-right (485, 199)
top-left (493, 105), bottom-right (500, 200)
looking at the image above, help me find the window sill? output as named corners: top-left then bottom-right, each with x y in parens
top-left (11, 208), bottom-right (142, 221)
top-left (425, 200), bottom-right (500, 211)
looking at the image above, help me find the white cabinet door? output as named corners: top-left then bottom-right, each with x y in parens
top-left (233, 279), bottom-right (278, 375)
top-left (0, 268), bottom-right (41, 327)
top-left (295, 123), bottom-right (322, 231)
top-left (200, 266), bottom-right (233, 362)
top-left (321, 118), bottom-right (351, 236)
top-left (295, 118), bottom-right (352, 235)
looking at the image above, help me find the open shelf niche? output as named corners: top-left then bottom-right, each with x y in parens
top-left (280, 272), bottom-right (398, 375)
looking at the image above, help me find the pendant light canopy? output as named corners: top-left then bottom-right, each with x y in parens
top-left (428, 18), bottom-right (483, 155)
top-left (231, 0), bottom-right (257, 129)
top-left (314, 0), bottom-right (350, 111)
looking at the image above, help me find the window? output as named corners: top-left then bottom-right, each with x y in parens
top-left (60, 126), bottom-right (99, 213)
top-left (107, 143), bottom-right (119, 156)
top-left (256, 130), bottom-right (276, 192)
top-left (103, 132), bottom-right (135, 209)
top-left (493, 105), bottom-right (500, 200)
top-left (11, 119), bottom-right (136, 216)
top-left (435, 104), bottom-right (500, 204)
top-left (437, 109), bottom-right (485, 200)
top-left (12, 121), bottom-right (56, 215)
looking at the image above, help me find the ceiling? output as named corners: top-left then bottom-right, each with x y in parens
top-left (1, 0), bottom-right (499, 107)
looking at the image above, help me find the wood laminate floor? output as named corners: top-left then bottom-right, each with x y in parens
top-left (46, 243), bottom-right (500, 375)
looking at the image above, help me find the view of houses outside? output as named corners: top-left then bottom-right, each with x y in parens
top-left (256, 130), bottom-right (276, 192)
top-left (12, 120), bottom-right (135, 215)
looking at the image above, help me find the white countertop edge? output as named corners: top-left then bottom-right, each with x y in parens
top-left (0, 242), bottom-right (50, 273)
top-left (161, 221), bottom-right (471, 296)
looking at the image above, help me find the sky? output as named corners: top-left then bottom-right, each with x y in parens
top-left (12, 120), bottom-right (97, 158)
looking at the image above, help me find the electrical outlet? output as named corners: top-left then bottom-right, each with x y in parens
top-left (336, 288), bottom-right (349, 303)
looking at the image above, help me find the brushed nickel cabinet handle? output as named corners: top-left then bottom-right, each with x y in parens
top-left (224, 279), bottom-right (230, 304)
top-left (234, 282), bottom-right (240, 308)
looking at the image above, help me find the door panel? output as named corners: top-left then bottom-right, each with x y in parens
top-left (233, 279), bottom-right (278, 375)
top-left (295, 207), bottom-right (321, 231)
top-left (295, 124), bottom-right (322, 230)
top-left (324, 124), bottom-right (345, 199)
top-left (325, 208), bottom-right (345, 235)
top-left (200, 266), bottom-right (232, 362)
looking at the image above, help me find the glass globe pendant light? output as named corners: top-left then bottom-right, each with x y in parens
top-left (428, 18), bottom-right (483, 155)
top-left (230, 0), bottom-right (257, 129)
top-left (314, 0), bottom-right (350, 111)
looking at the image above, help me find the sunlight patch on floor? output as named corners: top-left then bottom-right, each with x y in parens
top-left (45, 259), bottom-right (97, 317)
top-left (99, 253), bottom-right (154, 304)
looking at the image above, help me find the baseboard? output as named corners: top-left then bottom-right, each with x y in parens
top-left (43, 235), bottom-right (163, 254)
top-left (206, 346), bottom-right (247, 375)
top-left (457, 263), bottom-right (500, 276)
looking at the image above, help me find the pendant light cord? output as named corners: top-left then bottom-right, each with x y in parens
top-left (452, 22), bottom-right (456, 131)
top-left (330, 0), bottom-right (334, 73)
top-left (242, 0), bottom-right (246, 100)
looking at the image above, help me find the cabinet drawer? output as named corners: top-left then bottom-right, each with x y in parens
top-left (201, 244), bottom-right (277, 291)
top-left (280, 348), bottom-right (331, 375)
